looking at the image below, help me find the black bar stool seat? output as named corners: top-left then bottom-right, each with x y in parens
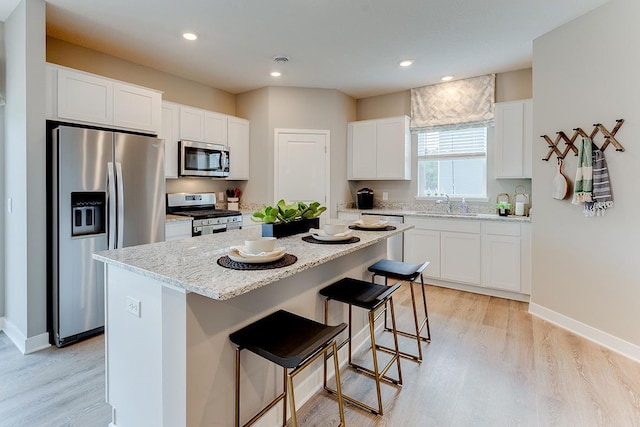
top-left (230, 310), bottom-right (347, 426)
top-left (319, 277), bottom-right (403, 415)
top-left (368, 259), bottom-right (432, 362)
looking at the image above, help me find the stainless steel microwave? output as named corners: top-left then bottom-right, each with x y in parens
top-left (179, 140), bottom-right (230, 177)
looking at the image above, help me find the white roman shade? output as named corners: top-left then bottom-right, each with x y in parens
top-left (410, 74), bottom-right (495, 131)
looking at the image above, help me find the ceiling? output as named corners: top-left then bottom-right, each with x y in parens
top-left (4, 0), bottom-right (609, 99)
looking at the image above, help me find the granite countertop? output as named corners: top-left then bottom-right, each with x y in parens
top-left (338, 207), bottom-right (531, 223)
top-left (166, 214), bottom-right (193, 222)
top-left (93, 222), bottom-right (412, 301)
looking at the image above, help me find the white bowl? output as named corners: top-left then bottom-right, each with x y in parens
top-left (244, 237), bottom-right (277, 254)
top-left (361, 215), bottom-right (379, 225)
top-left (323, 224), bottom-right (347, 236)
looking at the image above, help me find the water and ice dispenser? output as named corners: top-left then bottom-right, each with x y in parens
top-left (71, 192), bottom-right (106, 237)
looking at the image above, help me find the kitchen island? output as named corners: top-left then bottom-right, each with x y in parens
top-left (93, 222), bottom-right (411, 427)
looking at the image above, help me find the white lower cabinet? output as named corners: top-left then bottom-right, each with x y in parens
top-left (441, 231), bottom-right (481, 284)
top-left (403, 216), bottom-right (530, 299)
top-left (337, 211), bottom-right (360, 221)
top-left (242, 214), bottom-right (260, 229)
top-left (481, 234), bottom-right (520, 292)
top-left (481, 222), bottom-right (522, 292)
top-left (165, 220), bottom-right (192, 241)
top-left (404, 228), bottom-right (440, 278)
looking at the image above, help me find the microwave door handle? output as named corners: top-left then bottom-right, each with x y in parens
top-left (115, 162), bottom-right (125, 248)
top-left (107, 162), bottom-right (116, 250)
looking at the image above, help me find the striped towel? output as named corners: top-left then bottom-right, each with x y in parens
top-left (571, 138), bottom-right (593, 204)
top-left (584, 149), bottom-right (613, 216)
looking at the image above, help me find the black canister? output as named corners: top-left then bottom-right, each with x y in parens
top-left (356, 188), bottom-right (374, 209)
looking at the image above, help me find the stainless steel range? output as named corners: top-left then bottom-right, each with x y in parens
top-left (167, 193), bottom-right (242, 236)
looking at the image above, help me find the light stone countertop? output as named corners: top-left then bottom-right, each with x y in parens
top-left (338, 207), bottom-right (531, 223)
top-left (166, 214), bottom-right (193, 222)
top-left (93, 221), bottom-right (412, 301)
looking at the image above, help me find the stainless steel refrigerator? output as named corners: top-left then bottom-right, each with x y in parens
top-left (50, 125), bottom-right (165, 347)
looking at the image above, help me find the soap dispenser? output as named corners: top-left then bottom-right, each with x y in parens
top-left (460, 198), bottom-right (468, 214)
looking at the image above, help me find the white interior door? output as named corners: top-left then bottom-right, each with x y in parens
top-left (275, 129), bottom-right (330, 211)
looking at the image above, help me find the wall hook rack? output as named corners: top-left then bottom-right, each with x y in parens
top-left (540, 119), bottom-right (625, 161)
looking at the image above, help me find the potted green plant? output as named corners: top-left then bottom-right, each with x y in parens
top-left (251, 200), bottom-right (327, 237)
top-left (495, 201), bottom-right (513, 216)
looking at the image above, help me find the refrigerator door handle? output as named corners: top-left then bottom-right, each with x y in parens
top-left (107, 162), bottom-right (116, 250)
top-left (115, 162), bottom-right (125, 248)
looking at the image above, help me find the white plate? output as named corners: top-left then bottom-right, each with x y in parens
top-left (228, 246), bottom-right (286, 263)
top-left (310, 231), bottom-right (353, 241)
top-left (354, 219), bottom-right (388, 229)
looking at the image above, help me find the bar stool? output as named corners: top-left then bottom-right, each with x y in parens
top-left (229, 309), bottom-right (347, 427)
top-left (319, 277), bottom-right (403, 415)
top-left (368, 259), bottom-right (431, 362)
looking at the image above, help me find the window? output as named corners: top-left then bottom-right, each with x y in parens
top-left (416, 125), bottom-right (488, 199)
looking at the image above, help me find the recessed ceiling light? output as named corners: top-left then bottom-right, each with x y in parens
top-left (399, 59), bottom-right (414, 67)
top-left (270, 71), bottom-right (282, 77)
top-left (182, 32), bottom-right (198, 41)
top-left (441, 76), bottom-right (454, 82)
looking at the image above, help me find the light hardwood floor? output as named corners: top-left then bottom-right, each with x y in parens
top-left (1, 284), bottom-right (639, 426)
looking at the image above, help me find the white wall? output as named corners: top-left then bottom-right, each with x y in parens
top-left (4, 0), bottom-right (47, 352)
top-left (237, 86), bottom-right (356, 216)
top-left (0, 21), bottom-right (5, 319)
top-left (531, 0), bottom-right (640, 354)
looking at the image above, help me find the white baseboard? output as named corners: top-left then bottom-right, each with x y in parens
top-left (2, 318), bottom-right (51, 354)
top-left (529, 302), bottom-right (640, 363)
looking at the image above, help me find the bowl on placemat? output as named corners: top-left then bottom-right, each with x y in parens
top-left (244, 237), bottom-right (277, 255)
top-left (323, 224), bottom-right (348, 236)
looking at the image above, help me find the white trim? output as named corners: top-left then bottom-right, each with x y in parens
top-left (1, 318), bottom-right (51, 354)
top-left (529, 303), bottom-right (640, 363)
top-left (274, 128), bottom-right (331, 217)
top-left (425, 277), bottom-right (530, 302)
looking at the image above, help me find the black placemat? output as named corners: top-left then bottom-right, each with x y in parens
top-left (217, 253), bottom-right (297, 270)
top-left (301, 235), bottom-right (361, 245)
top-left (348, 225), bottom-right (397, 231)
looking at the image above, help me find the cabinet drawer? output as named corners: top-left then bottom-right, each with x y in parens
top-left (482, 222), bottom-right (520, 236)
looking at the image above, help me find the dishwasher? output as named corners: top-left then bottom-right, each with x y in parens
top-left (360, 213), bottom-right (404, 261)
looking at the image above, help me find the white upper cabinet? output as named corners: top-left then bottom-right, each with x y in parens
top-left (113, 83), bottom-right (161, 133)
top-left (204, 111), bottom-right (228, 145)
top-left (348, 115), bottom-right (411, 180)
top-left (52, 65), bottom-right (161, 134)
top-left (494, 99), bottom-right (533, 179)
top-left (227, 117), bottom-right (250, 180)
top-left (160, 102), bottom-right (180, 179)
top-left (57, 68), bottom-right (113, 126)
top-left (179, 106), bottom-right (205, 141)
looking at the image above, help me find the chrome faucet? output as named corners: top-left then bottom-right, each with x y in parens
top-left (436, 194), bottom-right (452, 213)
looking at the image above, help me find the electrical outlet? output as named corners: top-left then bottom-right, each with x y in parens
top-left (217, 191), bottom-right (225, 202)
top-left (127, 296), bottom-right (141, 317)
top-left (7, 198), bottom-right (12, 213)
top-left (382, 192), bottom-right (389, 201)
